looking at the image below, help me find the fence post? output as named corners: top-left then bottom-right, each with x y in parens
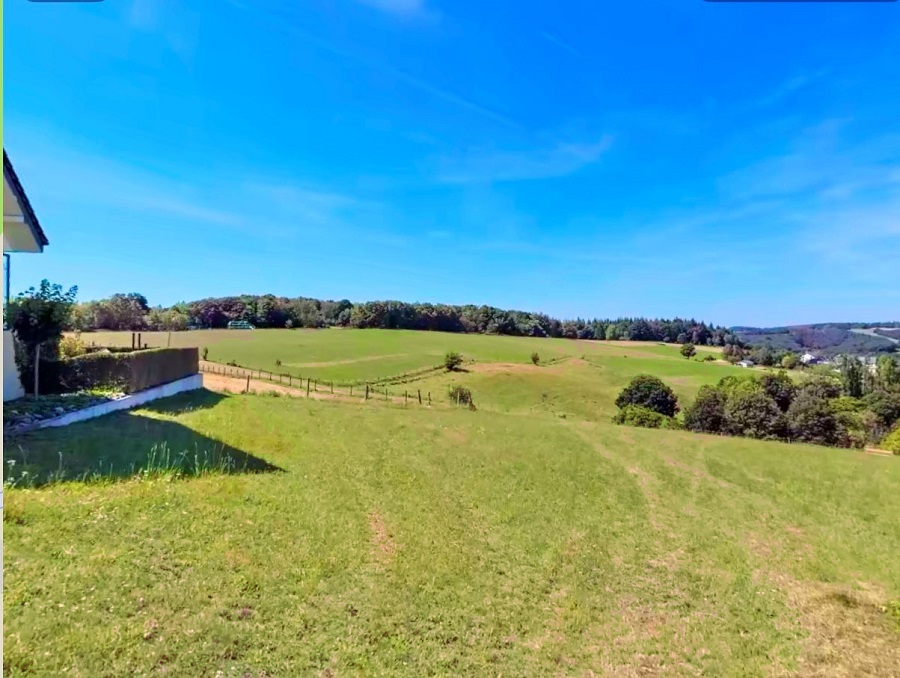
top-left (350, 385), bottom-right (353, 397)
top-left (418, 389), bottom-right (422, 404)
top-left (288, 375), bottom-right (292, 386)
top-left (385, 388), bottom-right (388, 401)
top-left (405, 391), bottom-right (408, 406)
top-left (428, 392), bottom-right (431, 405)
top-left (245, 374), bottom-right (250, 393)
top-left (365, 384), bottom-right (369, 400)
top-left (307, 379), bottom-right (311, 397)
top-left (330, 382), bottom-right (334, 394)
top-left (167, 331), bottom-right (172, 348)
top-left (314, 380), bottom-right (317, 392)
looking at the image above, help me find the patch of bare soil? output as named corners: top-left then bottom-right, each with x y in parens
top-left (744, 532), bottom-right (900, 677)
top-left (771, 577), bottom-right (900, 677)
top-left (368, 512), bottom-right (397, 567)
top-left (201, 373), bottom-right (422, 407)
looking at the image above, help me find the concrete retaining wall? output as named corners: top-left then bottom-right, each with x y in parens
top-left (33, 374), bottom-right (203, 430)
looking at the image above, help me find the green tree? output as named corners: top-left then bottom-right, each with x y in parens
top-left (787, 391), bottom-right (842, 446)
top-left (797, 374), bottom-right (842, 401)
top-left (876, 355), bottom-right (899, 390)
top-left (683, 385), bottom-right (728, 433)
top-left (781, 353), bottom-right (800, 370)
top-left (444, 351), bottom-right (463, 372)
top-left (615, 375), bottom-right (679, 417)
top-left (724, 382), bottom-right (785, 439)
top-left (759, 371), bottom-right (796, 412)
top-left (839, 356), bottom-right (865, 398)
top-left (680, 343), bottom-right (696, 359)
top-left (6, 279), bottom-right (78, 397)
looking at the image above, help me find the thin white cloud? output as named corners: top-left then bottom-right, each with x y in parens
top-left (755, 69), bottom-right (829, 109)
top-left (356, 0), bottom-right (430, 19)
top-left (540, 32), bottom-right (579, 57)
top-left (437, 135), bottom-right (613, 184)
top-left (224, 2), bottom-right (514, 129)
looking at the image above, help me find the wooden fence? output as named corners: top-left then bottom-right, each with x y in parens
top-left (198, 362), bottom-right (436, 407)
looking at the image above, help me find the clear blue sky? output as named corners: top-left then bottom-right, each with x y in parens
top-left (5, 0), bottom-right (899, 327)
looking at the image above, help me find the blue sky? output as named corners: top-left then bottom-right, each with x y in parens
top-left (5, 0), bottom-right (899, 327)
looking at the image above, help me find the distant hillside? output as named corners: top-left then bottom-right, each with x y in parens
top-left (733, 323), bottom-right (900, 357)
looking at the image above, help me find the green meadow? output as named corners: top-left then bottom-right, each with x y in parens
top-left (7, 331), bottom-right (900, 676)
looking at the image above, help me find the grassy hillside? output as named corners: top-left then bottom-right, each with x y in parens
top-left (6, 333), bottom-right (899, 676)
top-left (78, 329), bottom-right (730, 386)
top-left (735, 324), bottom-right (898, 357)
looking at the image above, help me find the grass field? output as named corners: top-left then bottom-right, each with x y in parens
top-left (79, 328), bottom-right (737, 386)
top-left (7, 331), bottom-right (900, 676)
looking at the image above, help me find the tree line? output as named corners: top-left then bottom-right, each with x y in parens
top-left (66, 292), bottom-right (745, 347)
top-left (613, 355), bottom-right (900, 450)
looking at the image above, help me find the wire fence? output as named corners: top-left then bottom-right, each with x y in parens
top-left (198, 361), bottom-right (440, 407)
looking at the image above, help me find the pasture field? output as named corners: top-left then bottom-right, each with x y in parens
top-left (7, 331), bottom-right (899, 676)
top-left (79, 329), bottom-right (734, 386)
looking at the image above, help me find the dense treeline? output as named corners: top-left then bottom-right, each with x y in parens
top-left (613, 355), bottom-right (900, 450)
top-left (67, 293), bottom-right (745, 346)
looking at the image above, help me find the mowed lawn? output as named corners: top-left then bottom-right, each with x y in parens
top-left (5, 392), bottom-right (900, 676)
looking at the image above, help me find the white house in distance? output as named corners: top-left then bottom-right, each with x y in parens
top-left (800, 352), bottom-right (822, 366)
top-left (3, 150), bottom-right (50, 401)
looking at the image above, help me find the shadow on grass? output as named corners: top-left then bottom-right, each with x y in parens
top-left (135, 388), bottom-right (231, 415)
top-left (3, 390), bottom-right (283, 488)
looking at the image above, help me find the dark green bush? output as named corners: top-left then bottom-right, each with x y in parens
top-left (531, 352), bottom-right (540, 365)
top-left (882, 426), bottom-right (900, 454)
top-left (787, 391), bottom-right (842, 446)
top-left (448, 385), bottom-right (473, 405)
top-left (759, 371), bottom-right (796, 412)
top-left (444, 351), bottom-right (463, 372)
top-left (683, 385), bottom-right (728, 433)
top-left (58, 348), bottom-right (199, 394)
top-left (724, 382), bottom-right (786, 440)
top-left (615, 375), bottom-right (679, 417)
top-left (613, 405), bottom-right (680, 429)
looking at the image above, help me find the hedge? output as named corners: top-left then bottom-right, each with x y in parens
top-left (13, 340), bottom-right (199, 396)
top-left (57, 347), bottom-right (199, 393)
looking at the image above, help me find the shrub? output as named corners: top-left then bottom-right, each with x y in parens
top-left (702, 354), bottom-right (716, 362)
top-left (781, 354), bottom-right (800, 370)
top-left (531, 352), bottom-right (540, 366)
top-left (724, 382), bottom-right (785, 440)
top-left (444, 351), bottom-right (463, 372)
top-left (285, 319), bottom-right (294, 329)
top-left (7, 280), bottom-right (78, 397)
top-left (881, 425), bottom-right (900, 454)
top-left (59, 334), bottom-right (87, 359)
top-left (275, 359), bottom-right (282, 367)
top-left (201, 347), bottom-right (209, 361)
top-left (615, 375), bottom-right (679, 417)
top-left (683, 385), bottom-right (728, 433)
top-left (613, 405), bottom-right (665, 428)
top-left (680, 343), bottom-right (696, 359)
top-left (59, 348), bottom-right (199, 394)
top-left (787, 391), bottom-right (842, 446)
top-left (448, 385), bottom-right (473, 406)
